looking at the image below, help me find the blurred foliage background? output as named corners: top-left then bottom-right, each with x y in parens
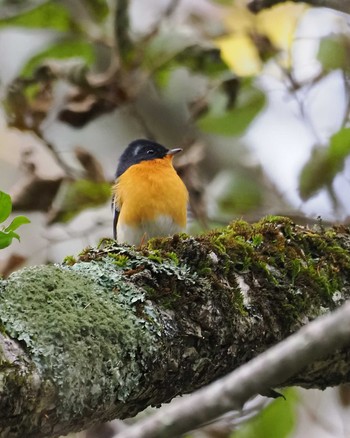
top-left (1, 0), bottom-right (350, 437)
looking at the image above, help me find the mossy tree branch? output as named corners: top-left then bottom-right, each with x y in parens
top-left (1, 217), bottom-right (350, 438)
top-left (117, 301), bottom-right (350, 438)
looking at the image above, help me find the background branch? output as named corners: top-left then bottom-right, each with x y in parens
top-left (248, 0), bottom-right (350, 14)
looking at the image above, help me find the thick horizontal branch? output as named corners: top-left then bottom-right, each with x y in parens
top-left (116, 301), bottom-right (350, 438)
top-left (1, 218), bottom-right (350, 437)
top-left (248, 0), bottom-right (350, 14)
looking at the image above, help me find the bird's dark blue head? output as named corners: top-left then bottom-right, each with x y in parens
top-left (116, 139), bottom-right (181, 178)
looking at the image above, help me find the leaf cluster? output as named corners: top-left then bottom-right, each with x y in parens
top-left (0, 191), bottom-right (30, 249)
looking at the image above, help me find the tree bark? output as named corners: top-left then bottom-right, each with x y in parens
top-left (116, 301), bottom-right (350, 438)
top-left (1, 217), bottom-right (350, 437)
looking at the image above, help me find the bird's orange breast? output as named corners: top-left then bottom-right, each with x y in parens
top-left (113, 157), bottom-right (188, 227)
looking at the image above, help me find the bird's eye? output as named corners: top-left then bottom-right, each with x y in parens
top-left (147, 149), bottom-right (154, 155)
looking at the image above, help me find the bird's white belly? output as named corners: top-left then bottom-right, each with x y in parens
top-left (117, 215), bottom-right (184, 245)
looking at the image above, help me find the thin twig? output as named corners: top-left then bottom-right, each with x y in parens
top-left (248, 0), bottom-right (350, 14)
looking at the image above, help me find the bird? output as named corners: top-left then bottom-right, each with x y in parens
top-left (112, 139), bottom-right (189, 245)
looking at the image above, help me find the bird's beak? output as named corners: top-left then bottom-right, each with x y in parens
top-left (166, 148), bottom-right (182, 156)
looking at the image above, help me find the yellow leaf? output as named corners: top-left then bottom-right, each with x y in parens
top-left (224, 1), bottom-right (255, 33)
top-left (217, 34), bottom-right (262, 76)
top-left (215, 1), bottom-right (308, 75)
top-left (257, 2), bottom-right (308, 51)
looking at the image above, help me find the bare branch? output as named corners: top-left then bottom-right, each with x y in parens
top-left (114, 0), bottom-right (133, 64)
top-left (248, 0), bottom-right (350, 14)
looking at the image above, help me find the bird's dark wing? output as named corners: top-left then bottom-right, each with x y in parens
top-left (112, 196), bottom-right (119, 240)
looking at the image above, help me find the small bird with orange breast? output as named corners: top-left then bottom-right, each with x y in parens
top-left (112, 139), bottom-right (189, 245)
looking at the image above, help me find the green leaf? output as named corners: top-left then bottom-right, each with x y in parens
top-left (52, 180), bottom-right (111, 223)
top-left (81, 0), bottom-right (109, 22)
top-left (0, 230), bottom-right (20, 250)
top-left (0, 2), bottom-right (74, 32)
top-left (299, 149), bottom-right (331, 200)
top-left (233, 388), bottom-right (298, 438)
top-left (154, 46), bottom-right (230, 89)
top-left (329, 127), bottom-right (350, 158)
top-left (299, 128), bottom-right (350, 200)
top-left (215, 171), bottom-right (263, 215)
top-left (21, 40), bottom-right (95, 78)
top-left (0, 1), bottom-right (47, 20)
top-left (317, 36), bottom-right (350, 72)
top-left (144, 31), bottom-right (194, 70)
top-left (0, 231), bottom-right (13, 249)
top-left (198, 82), bottom-right (266, 136)
top-left (0, 191), bottom-right (12, 223)
top-left (5, 215), bottom-right (31, 232)
top-left (0, 192), bottom-right (30, 249)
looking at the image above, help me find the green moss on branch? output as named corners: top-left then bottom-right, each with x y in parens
top-left (1, 217), bottom-right (350, 437)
